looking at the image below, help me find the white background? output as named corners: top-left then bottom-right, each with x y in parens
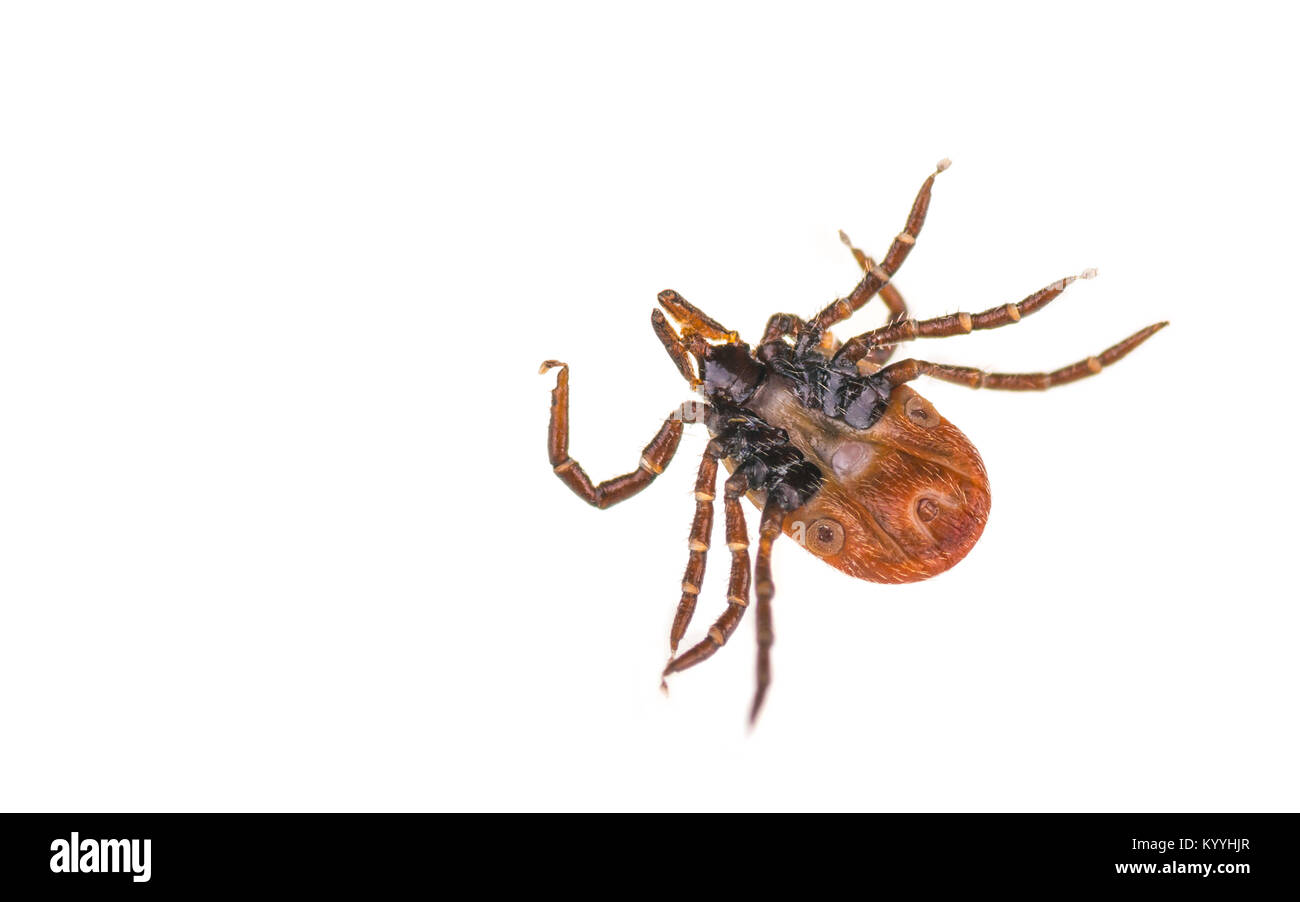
top-left (2, 2), bottom-right (1296, 812)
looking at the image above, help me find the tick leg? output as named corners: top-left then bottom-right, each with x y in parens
top-left (756, 312), bottom-right (819, 359)
top-left (657, 289), bottom-right (738, 343)
top-left (662, 472), bottom-right (752, 680)
top-left (874, 322), bottom-right (1169, 391)
top-left (760, 312), bottom-right (805, 345)
top-left (541, 361), bottom-right (697, 508)
top-left (812, 159), bottom-right (949, 334)
top-left (839, 230), bottom-right (908, 323)
top-left (834, 268), bottom-right (1100, 367)
top-left (757, 312), bottom-right (848, 360)
top-left (749, 497), bottom-right (785, 725)
top-left (667, 444), bottom-right (723, 656)
top-left (838, 231), bottom-right (910, 367)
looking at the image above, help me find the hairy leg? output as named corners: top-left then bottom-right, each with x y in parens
top-left (541, 361), bottom-right (689, 508)
top-left (835, 268), bottom-right (1100, 367)
top-left (874, 322), bottom-right (1168, 391)
top-left (812, 159), bottom-right (950, 333)
top-left (662, 471), bottom-right (753, 679)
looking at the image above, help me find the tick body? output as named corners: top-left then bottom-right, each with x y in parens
top-left (541, 160), bottom-right (1167, 724)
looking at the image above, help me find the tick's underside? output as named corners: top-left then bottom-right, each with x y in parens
top-left (541, 160), bottom-right (1167, 725)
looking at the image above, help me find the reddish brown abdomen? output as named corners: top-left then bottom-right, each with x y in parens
top-left (744, 377), bottom-right (990, 584)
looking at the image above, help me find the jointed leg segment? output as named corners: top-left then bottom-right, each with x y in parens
top-left (837, 230), bottom-right (911, 366)
top-left (749, 497), bottom-right (784, 725)
top-left (839, 230), bottom-right (908, 323)
top-left (663, 470), bottom-right (753, 679)
top-left (541, 360), bottom-right (686, 508)
top-left (760, 312), bottom-right (805, 346)
top-left (834, 268), bottom-right (1101, 367)
top-left (813, 159), bottom-right (949, 334)
top-left (668, 449), bottom-right (719, 656)
top-left (876, 321), bottom-right (1169, 391)
top-left (660, 462), bottom-right (786, 723)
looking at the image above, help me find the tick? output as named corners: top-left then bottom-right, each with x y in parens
top-left (541, 160), bottom-right (1167, 724)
